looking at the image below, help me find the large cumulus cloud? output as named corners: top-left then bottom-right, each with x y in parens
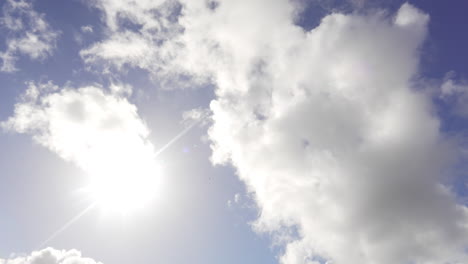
top-left (203, 3), bottom-right (468, 264)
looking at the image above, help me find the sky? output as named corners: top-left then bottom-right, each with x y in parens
top-left (0, 0), bottom-right (467, 264)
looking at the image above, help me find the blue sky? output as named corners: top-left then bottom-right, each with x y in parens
top-left (0, 1), bottom-right (467, 264)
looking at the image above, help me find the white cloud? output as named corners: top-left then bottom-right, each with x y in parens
top-left (81, 30), bottom-right (156, 70)
top-left (441, 78), bottom-right (465, 96)
top-left (81, 0), bottom-right (468, 263)
top-left (74, 25), bottom-right (94, 45)
top-left (234, 193), bottom-right (240, 203)
top-left (0, 247), bottom-right (102, 264)
top-left (90, 0), bottom-right (167, 31)
top-left (80, 0), bottom-right (183, 79)
top-left (177, 1), bottom-right (468, 264)
top-left (2, 81), bottom-right (161, 212)
top-left (205, 3), bottom-right (468, 264)
top-left (81, 25), bottom-right (94, 33)
top-left (439, 73), bottom-right (468, 118)
top-left (0, 0), bottom-right (59, 72)
top-left (227, 193), bottom-right (241, 207)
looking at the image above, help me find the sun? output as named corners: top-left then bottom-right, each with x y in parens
top-left (84, 159), bottom-right (162, 214)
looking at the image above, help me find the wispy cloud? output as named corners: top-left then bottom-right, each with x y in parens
top-left (81, 25), bottom-right (94, 34)
top-left (0, 0), bottom-right (59, 72)
top-left (440, 72), bottom-right (468, 118)
top-left (80, 0), bottom-right (183, 80)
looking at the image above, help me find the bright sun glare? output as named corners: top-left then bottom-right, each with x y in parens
top-left (84, 156), bottom-right (162, 214)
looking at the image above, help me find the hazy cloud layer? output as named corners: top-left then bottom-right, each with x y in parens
top-left (0, 247), bottom-right (102, 264)
top-left (0, 0), bottom-right (59, 72)
top-left (79, 0), bottom-right (468, 263)
top-left (2, 82), bottom-right (160, 211)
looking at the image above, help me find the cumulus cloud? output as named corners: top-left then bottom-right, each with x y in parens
top-left (2, 81), bottom-right (160, 211)
top-left (81, 0), bottom-right (468, 263)
top-left (204, 3), bottom-right (468, 264)
top-left (205, 3), bottom-right (468, 264)
top-left (0, 247), bottom-right (102, 264)
top-left (0, 0), bottom-right (59, 72)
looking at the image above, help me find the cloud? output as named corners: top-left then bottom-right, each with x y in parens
top-left (80, 0), bottom-right (183, 79)
top-left (81, 0), bottom-right (468, 263)
top-left (0, 247), bottom-right (102, 264)
top-left (2, 81), bottom-right (160, 211)
top-left (0, 0), bottom-right (59, 72)
top-left (203, 3), bottom-right (468, 264)
top-left (81, 25), bottom-right (93, 34)
top-left (227, 193), bottom-right (241, 207)
top-left (81, 30), bottom-right (156, 70)
top-left (174, 1), bottom-right (468, 264)
top-left (74, 25), bottom-right (94, 44)
top-left (439, 73), bottom-right (468, 118)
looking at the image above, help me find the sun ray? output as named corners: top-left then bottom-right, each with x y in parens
top-left (37, 202), bottom-right (97, 249)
